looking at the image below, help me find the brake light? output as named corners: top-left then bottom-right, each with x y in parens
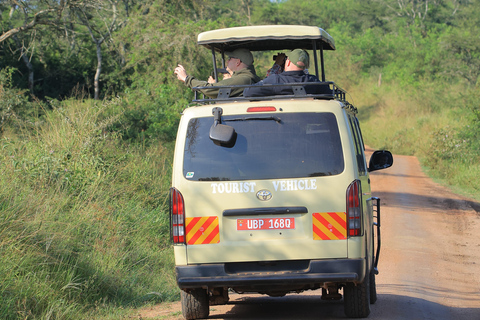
top-left (346, 180), bottom-right (362, 236)
top-left (170, 188), bottom-right (185, 244)
top-left (247, 106), bottom-right (276, 112)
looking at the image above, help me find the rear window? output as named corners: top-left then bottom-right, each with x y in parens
top-left (183, 112), bottom-right (344, 181)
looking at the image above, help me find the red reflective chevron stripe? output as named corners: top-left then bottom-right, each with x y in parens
top-left (313, 222), bottom-right (330, 240)
top-left (202, 222), bottom-right (219, 244)
top-left (316, 213), bottom-right (345, 239)
top-left (312, 212), bottom-right (347, 240)
top-left (185, 216), bottom-right (220, 245)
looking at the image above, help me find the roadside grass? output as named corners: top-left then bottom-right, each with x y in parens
top-left (0, 98), bottom-right (178, 319)
top-left (352, 78), bottom-right (480, 201)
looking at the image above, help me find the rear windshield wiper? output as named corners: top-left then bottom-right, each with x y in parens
top-left (225, 116), bottom-right (282, 123)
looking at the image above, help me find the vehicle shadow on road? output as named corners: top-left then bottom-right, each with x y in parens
top-left (207, 292), bottom-right (479, 320)
top-left (371, 191), bottom-right (480, 214)
top-left (209, 293), bottom-right (345, 319)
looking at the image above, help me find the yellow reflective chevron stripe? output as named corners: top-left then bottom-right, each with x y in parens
top-left (312, 212), bottom-right (347, 240)
top-left (185, 216), bottom-right (220, 245)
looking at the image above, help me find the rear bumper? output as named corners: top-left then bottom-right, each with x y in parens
top-left (176, 259), bottom-right (366, 289)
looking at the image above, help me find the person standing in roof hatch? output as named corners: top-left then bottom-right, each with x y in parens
top-left (243, 49), bottom-right (324, 97)
top-left (174, 48), bottom-right (260, 98)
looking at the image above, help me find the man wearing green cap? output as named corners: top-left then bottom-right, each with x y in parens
top-left (174, 48), bottom-right (261, 98)
top-left (243, 49), bottom-right (322, 97)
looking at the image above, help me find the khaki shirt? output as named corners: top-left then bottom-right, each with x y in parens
top-left (185, 65), bottom-right (261, 99)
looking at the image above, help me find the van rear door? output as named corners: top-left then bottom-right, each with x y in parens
top-left (176, 107), bottom-right (352, 264)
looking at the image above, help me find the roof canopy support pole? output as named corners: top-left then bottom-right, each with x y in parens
top-left (312, 40), bottom-right (319, 78)
top-left (221, 47), bottom-right (226, 68)
top-left (319, 42), bottom-right (326, 81)
top-left (211, 47), bottom-right (218, 82)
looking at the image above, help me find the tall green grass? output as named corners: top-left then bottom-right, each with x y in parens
top-left (0, 98), bottom-right (177, 319)
top-left (350, 77), bottom-right (480, 201)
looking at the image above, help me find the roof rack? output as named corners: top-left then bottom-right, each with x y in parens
top-left (192, 81), bottom-right (355, 113)
top-left (343, 102), bottom-right (358, 114)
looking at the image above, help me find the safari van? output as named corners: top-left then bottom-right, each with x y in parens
top-left (169, 25), bottom-right (393, 319)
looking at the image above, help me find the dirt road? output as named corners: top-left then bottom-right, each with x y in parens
top-left (140, 153), bottom-right (480, 319)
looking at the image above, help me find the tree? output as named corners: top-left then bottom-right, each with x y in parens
top-left (0, 1), bottom-right (64, 43)
top-left (440, 1), bottom-right (480, 86)
top-left (0, 1), bottom-right (69, 94)
top-left (0, 1), bottom-right (130, 99)
top-left (70, 0), bottom-right (128, 100)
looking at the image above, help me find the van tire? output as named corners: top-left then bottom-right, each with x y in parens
top-left (181, 288), bottom-right (209, 320)
top-left (369, 270), bottom-right (377, 304)
top-left (344, 272), bottom-right (371, 318)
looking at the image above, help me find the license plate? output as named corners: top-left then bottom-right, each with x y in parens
top-left (237, 218), bottom-right (295, 230)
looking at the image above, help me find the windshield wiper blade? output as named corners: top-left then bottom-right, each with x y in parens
top-left (226, 116), bottom-right (281, 123)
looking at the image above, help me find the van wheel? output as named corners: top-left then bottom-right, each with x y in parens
top-left (369, 270), bottom-right (377, 304)
top-left (344, 272), bottom-right (371, 318)
top-left (181, 288), bottom-right (209, 320)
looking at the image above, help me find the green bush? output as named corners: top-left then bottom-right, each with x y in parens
top-left (0, 68), bottom-right (38, 135)
top-left (433, 87), bottom-right (480, 197)
top-left (119, 84), bottom-right (189, 142)
top-left (0, 99), bottom-right (177, 319)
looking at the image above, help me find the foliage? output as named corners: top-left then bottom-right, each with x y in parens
top-left (440, 26), bottom-right (480, 86)
top-left (426, 86), bottom-right (480, 197)
top-left (107, 0), bottom-right (253, 141)
top-left (0, 0), bottom-right (67, 43)
top-left (0, 98), bottom-right (176, 319)
top-left (0, 67), bottom-right (38, 134)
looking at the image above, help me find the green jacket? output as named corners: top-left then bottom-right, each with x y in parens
top-left (184, 65), bottom-right (261, 99)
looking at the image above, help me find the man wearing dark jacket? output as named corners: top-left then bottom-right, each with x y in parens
top-left (243, 49), bottom-right (323, 97)
top-left (174, 48), bottom-right (260, 98)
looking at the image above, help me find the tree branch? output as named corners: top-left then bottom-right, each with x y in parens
top-left (0, 9), bottom-right (55, 43)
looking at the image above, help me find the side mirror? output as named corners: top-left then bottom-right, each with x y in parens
top-left (368, 150), bottom-right (393, 172)
top-left (210, 123), bottom-right (237, 148)
top-left (209, 107), bottom-right (237, 148)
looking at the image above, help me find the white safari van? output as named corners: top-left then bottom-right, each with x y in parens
top-left (170, 25), bottom-right (393, 319)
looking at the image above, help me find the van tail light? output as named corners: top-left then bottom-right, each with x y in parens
top-left (170, 188), bottom-right (185, 244)
top-left (346, 180), bottom-right (363, 236)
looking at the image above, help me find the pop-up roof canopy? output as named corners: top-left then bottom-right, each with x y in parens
top-left (197, 25), bottom-right (335, 52)
top-left (191, 26), bottom-right (347, 103)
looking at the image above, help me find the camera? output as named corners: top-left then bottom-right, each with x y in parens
top-left (273, 53), bottom-right (285, 61)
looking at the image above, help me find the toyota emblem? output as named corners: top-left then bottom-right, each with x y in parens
top-left (256, 190), bottom-right (272, 201)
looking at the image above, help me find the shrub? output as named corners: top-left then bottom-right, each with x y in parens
top-left (0, 98), bottom-right (177, 319)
